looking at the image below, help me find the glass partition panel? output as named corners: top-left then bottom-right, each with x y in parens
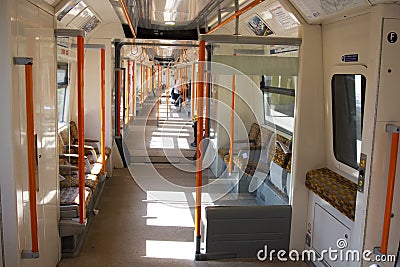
top-left (207, 42), bottom-right (299, 207)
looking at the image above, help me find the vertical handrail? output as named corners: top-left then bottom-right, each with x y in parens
top-left (229, 74), bottom-right (236, 174)
top-left (77, 35), bottom-right (86, 225)
top-left (101, 48), bottom-right (106, 172)
top-left (25, 62), bottom-right (39, 254)
top-left (381, 124), bottom-right (400, 254)
top-left (140, 64), bottom-right (143, 107)
top-left (191, 64), bottom-right (195, 119)
top-left (195, 40), bottom-right (206, 256)
top-left (132, 61), bottom-right (135, 119)
top-left (145, 67), bottom-right (148, 99)
top-left (166, 67), bottom-right (170, 119)
top-left (184, 66), bottom-right (188, 104)
top-left (157, 65), bottom-right (161, 123)
top-left (127, 59), bottom-right (131, 124)
top-left (14, 57), bottom-right (40, 258)
top-left (116, 69), bottom-right (121, 137)
top-left (205, 72), bottom-right (210, 137)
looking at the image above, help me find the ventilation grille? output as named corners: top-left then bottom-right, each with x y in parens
top-left (65, 6), bottom-right (101, 34)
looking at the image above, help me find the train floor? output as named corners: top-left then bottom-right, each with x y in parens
top-left (58, 95), bottom-right (306, 266)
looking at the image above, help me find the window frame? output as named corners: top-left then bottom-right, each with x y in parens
top-left (331, 73), bottom-right (366, 170)
top-left (261, 83), bottom-right (296, 136)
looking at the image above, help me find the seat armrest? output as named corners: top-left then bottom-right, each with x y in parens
top-left (68, 144), bottom-right (98, 159)
top-left (276, 140), bottom-right (291, 155)
top-left (84, 138), bottom-right (99, 143)
top-left (59, 164), bottom-right (79, 172)
top-left (233, 139), bottom-right (249, 144)
top-left (59, 154), bottom-right (91, 171)
top-left (59, 153), bottom-right (80, 158)
top-left (84, 140), bottom-right (100, 152)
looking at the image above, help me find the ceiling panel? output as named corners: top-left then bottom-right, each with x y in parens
top-left (43, 0), bottom-right (61, 6)
top-left (289, 0), bottom-right (370, 24)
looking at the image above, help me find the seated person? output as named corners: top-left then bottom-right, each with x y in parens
top-left (191, 116), bottom-right (197, 147)
top-left (171, 79), bottom-right (181, 103)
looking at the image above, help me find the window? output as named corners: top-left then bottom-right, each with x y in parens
top-left (57, 63), bottom-right (69, 123)
top-left (57, 87), bottom-right (67, 122)
top-left (332, 74), bottom-right (366, 169)
top-left (261, 75), bottom-right (296, 135)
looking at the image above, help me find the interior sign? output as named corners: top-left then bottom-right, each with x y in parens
top-left (341, 54), bottom-right (358, 63)
top-left (387, 32), bottom-right (398, 43)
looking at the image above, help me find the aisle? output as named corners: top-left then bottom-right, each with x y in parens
top-left (57, 169), bottom-right (304, 267)
top-left (58, 97), bottom-right (306, 266)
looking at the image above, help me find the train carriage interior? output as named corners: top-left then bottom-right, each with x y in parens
top-left (1, 0), bottom-right (400, 266)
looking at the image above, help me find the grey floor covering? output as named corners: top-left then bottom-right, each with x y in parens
top-left (58, 96), bottom-right (306, 267)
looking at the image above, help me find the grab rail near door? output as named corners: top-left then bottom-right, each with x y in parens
top-left (14, 57), bottom-right (39, 259)
top-left (55, 28), bottom-right (87, 227)
top-left (77, 35), bottom-right (86, 225)
top-left (101, 48), bottom-right (106, 172)
top-left (229, 74), bottom-right (236, 174)
top-left (380, 124), bottom-right (400, 254)
top-left (195, 40), bottom-right (206, 256)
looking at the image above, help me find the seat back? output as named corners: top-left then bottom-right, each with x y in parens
top-left (205, 205), bottom-right (292, 259)
top-left (69, 121), bottom-right (78, 145)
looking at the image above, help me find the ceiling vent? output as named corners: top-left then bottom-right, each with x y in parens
top-left (56, 1), bottom-right (102, 34)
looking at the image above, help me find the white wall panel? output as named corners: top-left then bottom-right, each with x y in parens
top-left (3, 0), bottom-right (60, 266)
top-left (0, 0), bottom-right (20, 265)
top-left (290, 24), bottom-right (325, 251)
top-left (322, 13), bottom-right (371, 179)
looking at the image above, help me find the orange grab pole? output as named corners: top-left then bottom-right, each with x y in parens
top-left (157, 65), bottom-right (160, 122)
top-left (191, 64), bottom-right (195, 119)
top-left (101, 48), bottom-right (106, 172)
top-left (166, 67), bottom-right (170, 118)
top-left (25, 63), bottom-right (39, 254)
top-left (381, 128), bottom-right (400, 254)
top-left (205, 72), bottom-right (210, 137)
top-left (77, 35), bottom-right (86, 224)
top-left (158, 65), bottom-right (161, 102)
top-left (132, 61), bottom-right (135, 118)
top-left (207, 0), bottom-right (265, 34)
top-left (229, 75), bottom-right (236, 174)
top-left (145, 67), bottom-right (148, 98)
top-left (127, 59), bottom-right (131, 124)
top-left (195, 40), bottom-right (206, 254)
top-left (184, 66), bottom-right (188, 103)
top-left (140, 64), bottom-right (143, 107)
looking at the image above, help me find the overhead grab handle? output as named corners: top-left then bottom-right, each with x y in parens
top-left (14, 57), bottom-right (39, 259)
top-left (380, 124), bottom-right (400, 254)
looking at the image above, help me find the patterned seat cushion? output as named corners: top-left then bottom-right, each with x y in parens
top-left (59, 173), bottom-right (99, 190)
top-left (305, 168), bottom-right (357, 221)
top-left (233, 155), bottom-right (270, 176)
top-left (223, 154), bottom-right (231, 164)
top-left (70, 121), bottom-right (79, 145)
top-left (218, 148), bottom-right (229, 159)
top-left (234, 156), bottom-right (256, 176)
top-left (60, 186), bottom-right (92, 206)
top-left (272, 134), bottom-right (292, 172)
top-left (248, 123), bottom-right (261, 143)
top-left (218, 123), bottom-right (261, 162)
